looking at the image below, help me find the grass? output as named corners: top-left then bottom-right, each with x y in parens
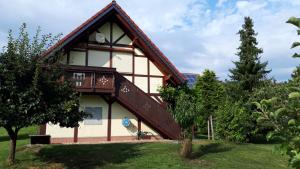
top-left (0, 127), bottom-right (291, 169)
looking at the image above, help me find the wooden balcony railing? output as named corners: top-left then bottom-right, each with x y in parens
top-left (64, 66), bottom-right (116, 94)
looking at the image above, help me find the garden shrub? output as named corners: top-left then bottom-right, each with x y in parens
top-left (216, 100), bottom-right (255, 143)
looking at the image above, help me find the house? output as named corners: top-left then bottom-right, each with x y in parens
top-left (40, 1), bottom-right (185, 144)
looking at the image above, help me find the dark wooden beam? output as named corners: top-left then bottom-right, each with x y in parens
top-left (85, 49), bottom-right (89, 67)
top-left (63, 65), bottom-right (116, 72)
top-left (74, 127), bottom-right (78, 143)
top-left (67, 51), bottom-right (70, 65)
top-left (132, 47), bottom-right (135, 84)
top-left (87, 41), bottom-right (134, 48)
top-left (72, 45), bottom-right (133, 53)
top-left (110, 21), bottom-right (113, 44)
top-left (107, 101), bottom-right (112, 141)
top-left (85, 35), bottom-right (89, 66)
top-left (110, 21), bottom-right (113, 67)
top-left (138, 118), bottom-right (141, 140)
top-left (120, 73), bottom-right (164, 78)
top-left (147, 58), bottom-right (150, 94)
top-left (113, 33), bottom-right (126, 45)
top-left (134, 55), bottom-right (146, 58)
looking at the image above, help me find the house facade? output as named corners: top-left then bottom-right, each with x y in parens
top-left (40, 1), bottom-right (185, 143)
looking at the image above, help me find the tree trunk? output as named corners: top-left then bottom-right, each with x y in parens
top-left (180, 138), bottom-right (192, 158)
top-left (5, 127), bottom-right (18, 165)
top-left (210, 115), bottom-right (214, 140)
top-left (207, 119), bottom-right (211, 140)
top-left (7, 135), bottom-right (17, 165)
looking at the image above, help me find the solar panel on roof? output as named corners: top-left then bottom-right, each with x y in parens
top-left (182, 73), bottom-right (199, 88)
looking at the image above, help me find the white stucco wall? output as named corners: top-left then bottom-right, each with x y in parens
top-left (118, 35), bottom-right (132, 45)
top-left (69, 51), bottom-right (86, 66)
top-left (141, 122), bottom-right (159, 135)
top-left (112, 52), bottom-right (133, 73)
top-left (150, 77), bottom-right (163, 93)
top-left (98, 22), bottom-right (110, 41)
top-left (46, 124), bottom-right (74, 138)
top-left (134, 76), bottom-right (148, 93)
top-left (149, 60), bottom-right (164, 76)
top-left (46, 95), bottom-right (160, 139)
top-left (88, 50), bottom-right (110, 67)
top-left (112, 23), bottom-right (124, 42)
top-left (111, 102), bottom-right (138, 137)
top-left (135, 57), bottom-right (148, 75)
top-left (88, 32), bottom-right (97, 42)
top-left (124, 75), bottom-right (133, 82)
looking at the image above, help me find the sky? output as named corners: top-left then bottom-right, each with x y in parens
top-left (1, 0), bottom-right (300, 81)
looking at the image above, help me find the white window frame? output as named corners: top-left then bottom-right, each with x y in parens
top-left (73, 73), bottom-right (85, 87)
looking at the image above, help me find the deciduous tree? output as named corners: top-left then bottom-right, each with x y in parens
top-left (0, 24), bottom-right (88, 164)
top-left (160, 84), bottom-right (200, 157)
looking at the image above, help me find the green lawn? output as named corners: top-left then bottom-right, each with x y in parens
top-left (0, 127), bottom-right (291, 169)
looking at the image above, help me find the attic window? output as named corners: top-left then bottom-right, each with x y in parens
top-left (73, 73), bottom-right (85, 87)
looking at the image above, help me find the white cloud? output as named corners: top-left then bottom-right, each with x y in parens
top-left (236, 0), bottom-right (268, 15)
top-left (0, 0), bottom-right (300, 81)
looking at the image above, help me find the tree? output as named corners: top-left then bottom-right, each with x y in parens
top-left (194, 69), bottom-right (224, 140)
top-left (0, 23), bottom-right (88, 164)
top-left (216, 99), bottom-right (253, 142)
top-left (254, 95), bottom-right (300, 168)
top-left (286, 17), bottom-right (300, 58)
top-left (287, 17), bottom-right (300, 82)
top-left (160, 84), bottom-right (200, 157)
top-left (251, 16), bottom-right (300, 169)
top-left (229, 16), bottom-right (270, 99)
top-left (291, 66), bottom-right (300, 81)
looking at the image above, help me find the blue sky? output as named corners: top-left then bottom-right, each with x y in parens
top-left (1, 0), bottom-right (300, 81)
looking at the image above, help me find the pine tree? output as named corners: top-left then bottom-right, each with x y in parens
top-left (229, 17), bottom-right (270, 98)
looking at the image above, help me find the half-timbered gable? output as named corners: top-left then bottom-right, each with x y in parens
top-left (40, 1), bottom-right (184, 143)
top-left (58, 20), bottom-right (167, 98)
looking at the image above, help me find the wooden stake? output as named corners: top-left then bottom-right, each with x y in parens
top-left (207, 119), bottom-right (211, 140)
top-left (210, 115), bottom-right (214, 140)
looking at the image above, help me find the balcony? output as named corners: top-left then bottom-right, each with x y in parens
top-left (61, 65), bottom-right (180, 139)
top-left (64, 66), bottom-right (116, 94)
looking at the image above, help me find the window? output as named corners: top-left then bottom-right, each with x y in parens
top-left (73, 73), bottom-right (85, 87)
top-left (84, 107), bottom-right (102, 125)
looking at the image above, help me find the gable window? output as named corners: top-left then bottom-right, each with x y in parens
top-left (84, 107), bottom-right (102, 125)
top-left (73, 73), bottom-right (85, 87)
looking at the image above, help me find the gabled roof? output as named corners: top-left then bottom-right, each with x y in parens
top-left (41, 1), bottom-right (186, 84)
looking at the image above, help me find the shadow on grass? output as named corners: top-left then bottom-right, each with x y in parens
top-left (190, 143), bottom-right (234, 159)
top-left (37, 143), bottom-right (142, 169)
top-left (0, 134), bottom-right (30, 142)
